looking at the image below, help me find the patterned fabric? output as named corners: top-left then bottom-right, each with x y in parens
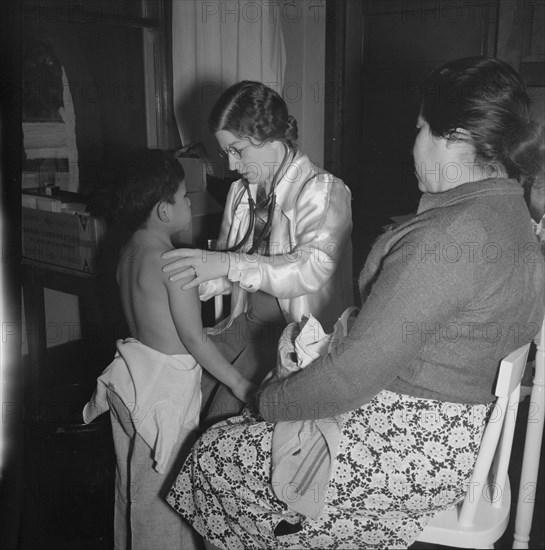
top-left (167, 391), bottom-right (491, 549)
top-left (252, 183), bottom-right (272, 255)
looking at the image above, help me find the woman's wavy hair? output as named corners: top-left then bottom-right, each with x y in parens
top-left (420, 56), bottom-right (544, 186)
top-left (208, 80), bottom-right (298, 147)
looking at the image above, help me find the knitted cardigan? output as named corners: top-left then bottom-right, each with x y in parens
top-left (259, 178), bottom-right (545, 422)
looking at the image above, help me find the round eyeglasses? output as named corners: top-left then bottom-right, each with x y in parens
top-left (220, 143), bottom-right (252, 160)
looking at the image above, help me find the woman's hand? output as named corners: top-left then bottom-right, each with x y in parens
top-left (162, 248), bottom-right (231, 289)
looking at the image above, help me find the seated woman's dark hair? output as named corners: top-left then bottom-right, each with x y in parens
top-left (420, 56), bottom-right (544, 185)
top-left (208, 80), bottom-right (298, 147)
top-left (112, 148), bottom-right (185, 232)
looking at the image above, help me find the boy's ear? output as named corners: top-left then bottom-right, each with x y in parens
top-left (157, 201), bottom-right (170, 222)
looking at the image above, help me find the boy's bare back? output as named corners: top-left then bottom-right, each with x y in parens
top-left (111, 151), bottom-right (254, 402)
top-left (117, 230), bottom-right (195, 356)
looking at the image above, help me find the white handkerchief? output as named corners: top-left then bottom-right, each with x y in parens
top-left (275, 307), bottom-right (360, 379)
top-left (294, 314), bottom-right (329, 368)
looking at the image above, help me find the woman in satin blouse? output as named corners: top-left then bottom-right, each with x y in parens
top-left (162, 81), bottom-right (353, 422)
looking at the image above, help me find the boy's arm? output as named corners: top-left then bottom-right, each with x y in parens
top-left (164, 276), bottom-right (256, 403)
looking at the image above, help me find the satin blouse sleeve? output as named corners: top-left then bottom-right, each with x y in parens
top-left (230, 173), bottom-right (353, 298)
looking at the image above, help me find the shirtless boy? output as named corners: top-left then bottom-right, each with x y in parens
top-left (84, 149), bottom-right (254, 550)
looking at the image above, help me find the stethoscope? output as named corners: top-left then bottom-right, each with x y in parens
top-left (225, 143), bottom-right (295, 254)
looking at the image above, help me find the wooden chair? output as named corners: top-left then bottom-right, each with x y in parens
top-left (513, 319), bottom-right (545, 549)
top-left (416, 341), bottom-right (532, 549)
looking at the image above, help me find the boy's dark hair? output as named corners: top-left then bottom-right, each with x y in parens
top-left (113, 149), bottom-right (185, 232)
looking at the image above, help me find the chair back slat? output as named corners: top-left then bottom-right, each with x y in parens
top-left (495, 344), bottom-right (531, 398)
top-left (512, 318), bottom-right (545, 548)
top-left (458, 395), bottom-right (506, 526)
top-left (207, 239), bottom-right (225, 323)
top-left (535, 320), bottom-right (545, 376)
top-left (492, 384), bottom-right (521, 507)
top-left (536, 319), bottom-right (545, 350)
top-left (458, 343), bottom-right (531, 527)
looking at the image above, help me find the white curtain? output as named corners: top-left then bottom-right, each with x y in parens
top-left (172, 0), bottom-right (286, 161)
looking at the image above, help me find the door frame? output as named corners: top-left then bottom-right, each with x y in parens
top-left (324, 0), bottom-right (347, 178)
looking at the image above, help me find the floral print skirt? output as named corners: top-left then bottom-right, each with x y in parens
top-left (167, 390), bottom-right (491, 549)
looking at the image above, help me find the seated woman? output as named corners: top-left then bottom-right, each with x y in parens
top-left (167, 57), bottom-right (545, 549)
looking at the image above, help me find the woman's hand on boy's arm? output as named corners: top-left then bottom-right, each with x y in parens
top-left (162, 248), bottom-right (230, 289)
